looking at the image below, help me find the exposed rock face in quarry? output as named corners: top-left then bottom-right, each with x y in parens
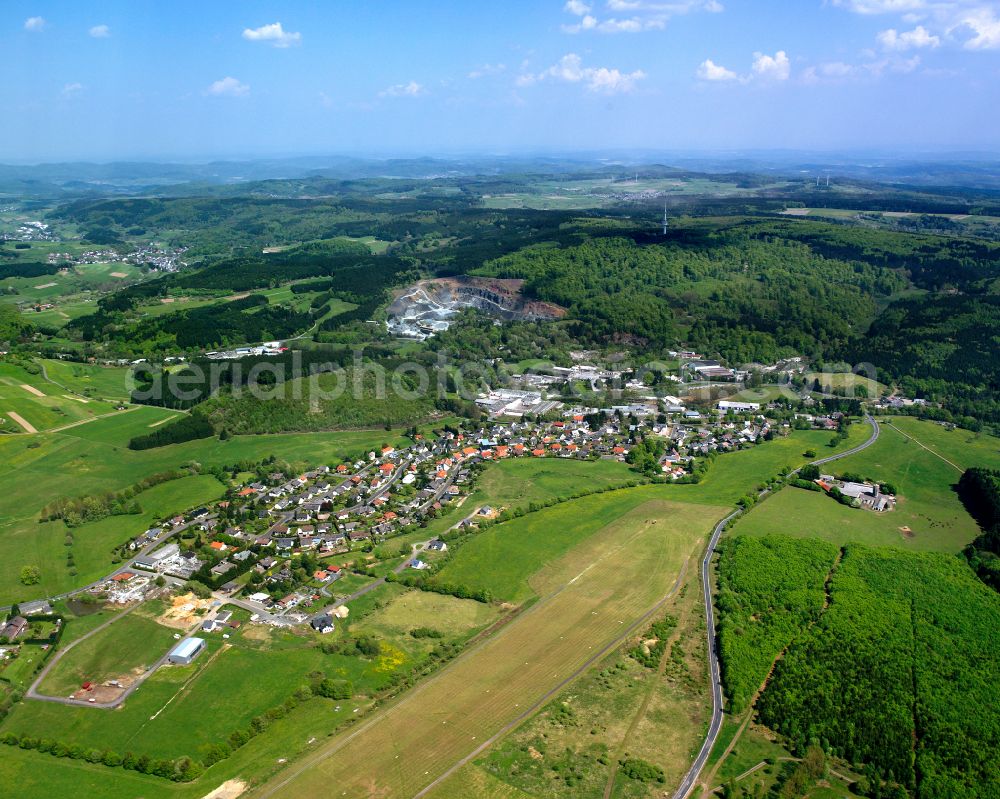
top-left (386, 277), bottom-right (565, 339)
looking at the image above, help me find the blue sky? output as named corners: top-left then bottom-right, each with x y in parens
top-left (3, 0), bottom-right (999, 161)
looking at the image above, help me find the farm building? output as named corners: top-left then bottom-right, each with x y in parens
top-left (167, 637), bottom-right (206, 665)
top-left (718, 400), bottom-right (760, 413)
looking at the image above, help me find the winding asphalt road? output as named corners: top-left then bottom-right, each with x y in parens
top-left (671, 415), bottom-right (881, 799)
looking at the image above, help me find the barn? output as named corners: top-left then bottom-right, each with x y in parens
top-left (167, 637), bottom-right (206, 665)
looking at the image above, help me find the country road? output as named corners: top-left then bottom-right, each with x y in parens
top-left (671, 414), bottom-right (880, 799)
top-left (24, 599), bottom-right (194, 709)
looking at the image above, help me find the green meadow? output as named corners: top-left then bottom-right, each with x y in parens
top-left (730, 418), bottom-right (999, 552)
top-left (0, 473), bottom-right (226, 605)
top-left (434, 427), bottom-right (867, 603)
top-left (0, 361), bottom-right (120, 432)
top-left (2, 586), bottom-right (498, 765)
top-left (0, 260), bottom-right (148, 311)
top-left (38, 613), bottom-right (179, 696)
top-left (40, 359), bottom-right (134, 401)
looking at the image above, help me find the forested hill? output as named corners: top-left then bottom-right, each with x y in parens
top-left (718, 536), bottom-right (1000, 799)
top-left (24, 185), bottom-right (1000, 426)
top-left (475, 227), bottom-right (906, 363)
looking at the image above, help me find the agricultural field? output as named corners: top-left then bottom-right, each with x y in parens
top-left (803, 371), bottom-right (886, 397)
top-left (0, 688), bottom-right (381, 799)
top-left (39, 359), bottom-right (134, 401)
top-left (0, 360), bottom-right (121, 433)
top-left (362, 589), bottom-right (502, 639)
top-left (2, 586), bottom-right (500, 766)
top-left (1, 260), bottom-right (148, 310)
top-left (37, 613), bottom-right (177, 696)
top-left (410, 457), bottom-right (640, 543)
top-left (0, 473), bottom-right (225, 605)
top-left (435, 427), bottom-right (867, 605)
top-left (730, 418), bottom-right (997, 552)
top-left (480, 176), bottom-right (757, 210)
top-left (247, 495), bottom-right (722, 799)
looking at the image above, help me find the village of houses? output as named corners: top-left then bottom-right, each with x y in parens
top-left (1, 361), bottom-right (899, 687)
top-left (90, 400), bottom-right (877, 620)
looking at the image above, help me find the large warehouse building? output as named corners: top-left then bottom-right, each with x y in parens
top-left (167, 637), bottom-right (205, 665)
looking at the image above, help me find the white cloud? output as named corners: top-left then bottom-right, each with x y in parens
top-left (562, 14), bottom-right (599, 32)
top-left (802, 53), bottom-right (922, 83)
top-left (242, 22), bottom-right (301, 48)
top-left (380, 80), bottom-right (426, 97)
top-left (24, 16), bottom-right (45, 32)
top-left (958, 7), bottom-right (1000, 49)
top-left (696, 58), bottom-right (738, 80)
top-left (468, 63), bottom-right (507, 79)
top-left (520, 53), bottom-right (646, 93)
top-left (831, 0), bottom-right (1000, 51)
top-left (696, 49), bottom-right (791, 83)
top-left (830, 0), bottom-right (926, 14)
top-left (877, 24), bottom-right (940, 49)
top-left (752, 50), bottom-right (791, 80)
top-left (61, 82), bottom-right (83, 98)
top-left (563, 0), bottom-right (722, 33)
top-left (88, 24), bottom-right (111, 38)
top-left (206, 76), bottom-right (250, 97)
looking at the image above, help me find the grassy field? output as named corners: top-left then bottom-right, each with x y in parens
top-left (0, 689), bottom-right (380, 799)
top-left (40, 359), bottom-right (134, 401)
top-left (2, 586), bottom-right (501, 766)
top-left (412, 457), bottom-right (640, 542)
top-left (884, 417), bottom-right (1000, 470)
top-left (37, 612), bottom-right (178, 696)
top-left (0, 473), bottom-right (225, 605)
top-left (0, 361), bottom-right (120, 432)
top-left (0, 261), bottom-right (147, 310)
top-left (362, 590), bottom-right (501, 639)
top-left (804, 371), bottom-right (886, 397)
top-left (730, 418), bottom-right (995, 552)
top-left (434, 428), bottom-right (869, 604)
top-left (248, 496), bottom-right (721, 799)
top-left (453, 543), bottom-right (710, 799)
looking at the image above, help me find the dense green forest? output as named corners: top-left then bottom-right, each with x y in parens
top-left (853, 295), bottom-right (1000, 424)
top-left (720, 536), bottom-right (1000, 798)
top-left (127, 412), bottom-right (214, 450)
top-left (957, 467), bottom-right (1000, 590)
top-left (715, 536), bottom-right (839, 712)
top-left (0, 303), bottom-right (33, 342)
top-left (74, 293), bottom-right (314, 350)
top-left (199, 368), bottom-right (436, 434)
top-left (66, 239), bottom-right (420, 352)
top-left (476, 232), bottom-right (906, 362)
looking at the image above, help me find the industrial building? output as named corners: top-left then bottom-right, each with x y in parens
top-left (167, 637), bottom-right (206, 665)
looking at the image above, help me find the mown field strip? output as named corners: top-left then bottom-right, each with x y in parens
top-left (253, 498), bottom-right (722, 799)
top-left (6, 410), bottom-right (37, 433)
top-left (20, 383), bottom-right (46, 397)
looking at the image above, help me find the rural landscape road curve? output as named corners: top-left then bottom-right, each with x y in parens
top-left (671, 414), bottom-right (880, 799)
